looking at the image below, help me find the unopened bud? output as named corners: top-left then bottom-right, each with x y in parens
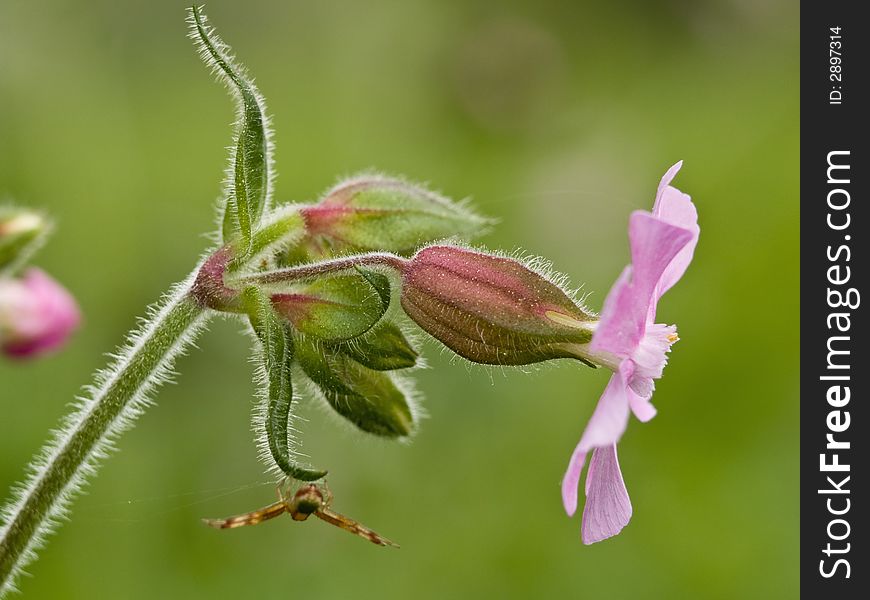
top-left (296, 336), bottom-right (416, 438)
top-left (400, 245), bottom-right (594, 365)
top-left (0, 208), bottom-right (50, 272)
top-left (0, 268), bottom-right (81, 359)
top-left (302, 176), bottom-right (491, 255)
top-left (272, 272), bottom-right (388, 342)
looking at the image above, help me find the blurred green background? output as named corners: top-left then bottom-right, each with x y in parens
top-left (0, 0), bottom-right (797, 598)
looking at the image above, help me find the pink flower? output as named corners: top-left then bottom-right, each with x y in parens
top-left (0, 268), bottom-right (81, 359)
top-left (561, 162), bottom-right (699, 544)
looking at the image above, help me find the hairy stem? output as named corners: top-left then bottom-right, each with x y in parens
top-left (231, 252), bottom-right (409, 287)
top-left (0, 277), bottom-right (209, 596)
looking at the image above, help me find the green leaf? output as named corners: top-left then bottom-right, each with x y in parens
top-left (238, 206), bottom-right (307, 269)
top-left (245, 287), bottom-right (326, 481)
top-left (190, 6), bottom-right (271, 253)
top-left (271, 273), bottom-right (389, 342)
top-left (335, 322), bottom-right (418, 371)
top-left (296, 335), bottom-right (416, 438)
top-left (355, 266), bottom-right (391, 306)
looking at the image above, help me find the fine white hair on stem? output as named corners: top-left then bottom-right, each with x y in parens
top-left (0, 267), bottom-right (211, 597)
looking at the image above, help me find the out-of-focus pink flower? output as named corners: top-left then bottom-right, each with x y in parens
top-left (561, 162), bottom-right (699, 544)
top-left (0, 268), bottom-right (81, 359)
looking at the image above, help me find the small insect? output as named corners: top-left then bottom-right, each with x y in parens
top-left (203, 481), bottom-right (399, 548)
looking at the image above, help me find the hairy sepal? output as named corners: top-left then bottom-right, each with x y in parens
top-left (270, 271), bottom-right (389, 343)
top-left (189, 6), bottom-right (272, 253)
top-left (244, 287), bottom-right (326, 481)
top-left (302, 174), bottom-right (493, 255)
top-left (333, 322), bottom-right (418, 371)
top-left (295, 334), bottom-right (416, 439)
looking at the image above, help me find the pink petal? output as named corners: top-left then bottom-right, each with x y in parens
top-left (652, 165), bottom-right (699, 301)
top-left (561, 447), bottom-right (586, 517)
top-left (1, 269), bottom-right (80, 358)
top-left (562, 361), bottom-right (633, 517)
top-left (591, 213), bottom-right (693, 356)
top-left (577, 361), bottom-right (633, 451)
top-left (589, 266), bottom-right (637, 357)
top-left (627, 323), bottom-right (677, 397)
top-left (628, 388), bottom-right (657, 422)
top-left (654, 183), bottom-right (697, 234)
top-left (653, 161), bottom-right (683, 211)
top-left (581, 444), bottom-right (633, 544)
top-left (629, 212), bottom-right (694, 320)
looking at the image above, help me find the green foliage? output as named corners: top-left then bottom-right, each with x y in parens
top-left (303, 176), bottom-right (492, 255)
top-left (271, 272), bottom-right (389, 342)
top-left (189, 5), bottom-right (271, 254)
top-left (244, 287), bottom-right (326, 481)
top-left (335, 322), bottom-right (418, 371)
top-left (296, 334), bottom-right (416, 438)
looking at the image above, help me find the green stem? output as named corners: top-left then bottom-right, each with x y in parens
top-left (231, 252), bottom-right (408, 287)
top-left (0, 280), bottom-right (209, 596)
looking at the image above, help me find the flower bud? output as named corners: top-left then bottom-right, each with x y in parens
top-left (271, 272), bottom-right (388, 342)
top-left (0, 208), bottom-right (49, 272)
top-left (296, 336), bottom-right (416, 438)
top-left (302, 176), bottom-right (491, 255)
top-left (0, 268), bottom-right (81, 359)
top-left (400, 245), bottom-right (595, 365)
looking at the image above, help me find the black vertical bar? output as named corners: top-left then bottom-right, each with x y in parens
top-left (802, 2), bottom-right (867, 596)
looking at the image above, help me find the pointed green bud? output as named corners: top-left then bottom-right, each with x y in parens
top-left (0, 208), bottom-right (50, 273)
top-left (302, 176), bottom-right (492, 255)
top-left (189, 6), bottom-right (272, 253)
top-left (335, 322), bottom-right (418, 371)
top-left (271, 272), bottom-right (388, 342)
top-left (241, 205), bottom-right (307, 267)
top-left (296, 336), bottom-right (416, 438)
top-left (245, 287), bottom-right (326, 481)
top-left (400, 245), bottom-right (596, 366)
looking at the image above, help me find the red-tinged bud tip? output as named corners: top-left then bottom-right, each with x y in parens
top-left (271, 272), bottom-right (388, 342)
top-left (0, 268), bottom-right (81, 359)
top-left (400, 245), bottom-right (594, 365)
top-left (302, 176), bottom-right (490, 255)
